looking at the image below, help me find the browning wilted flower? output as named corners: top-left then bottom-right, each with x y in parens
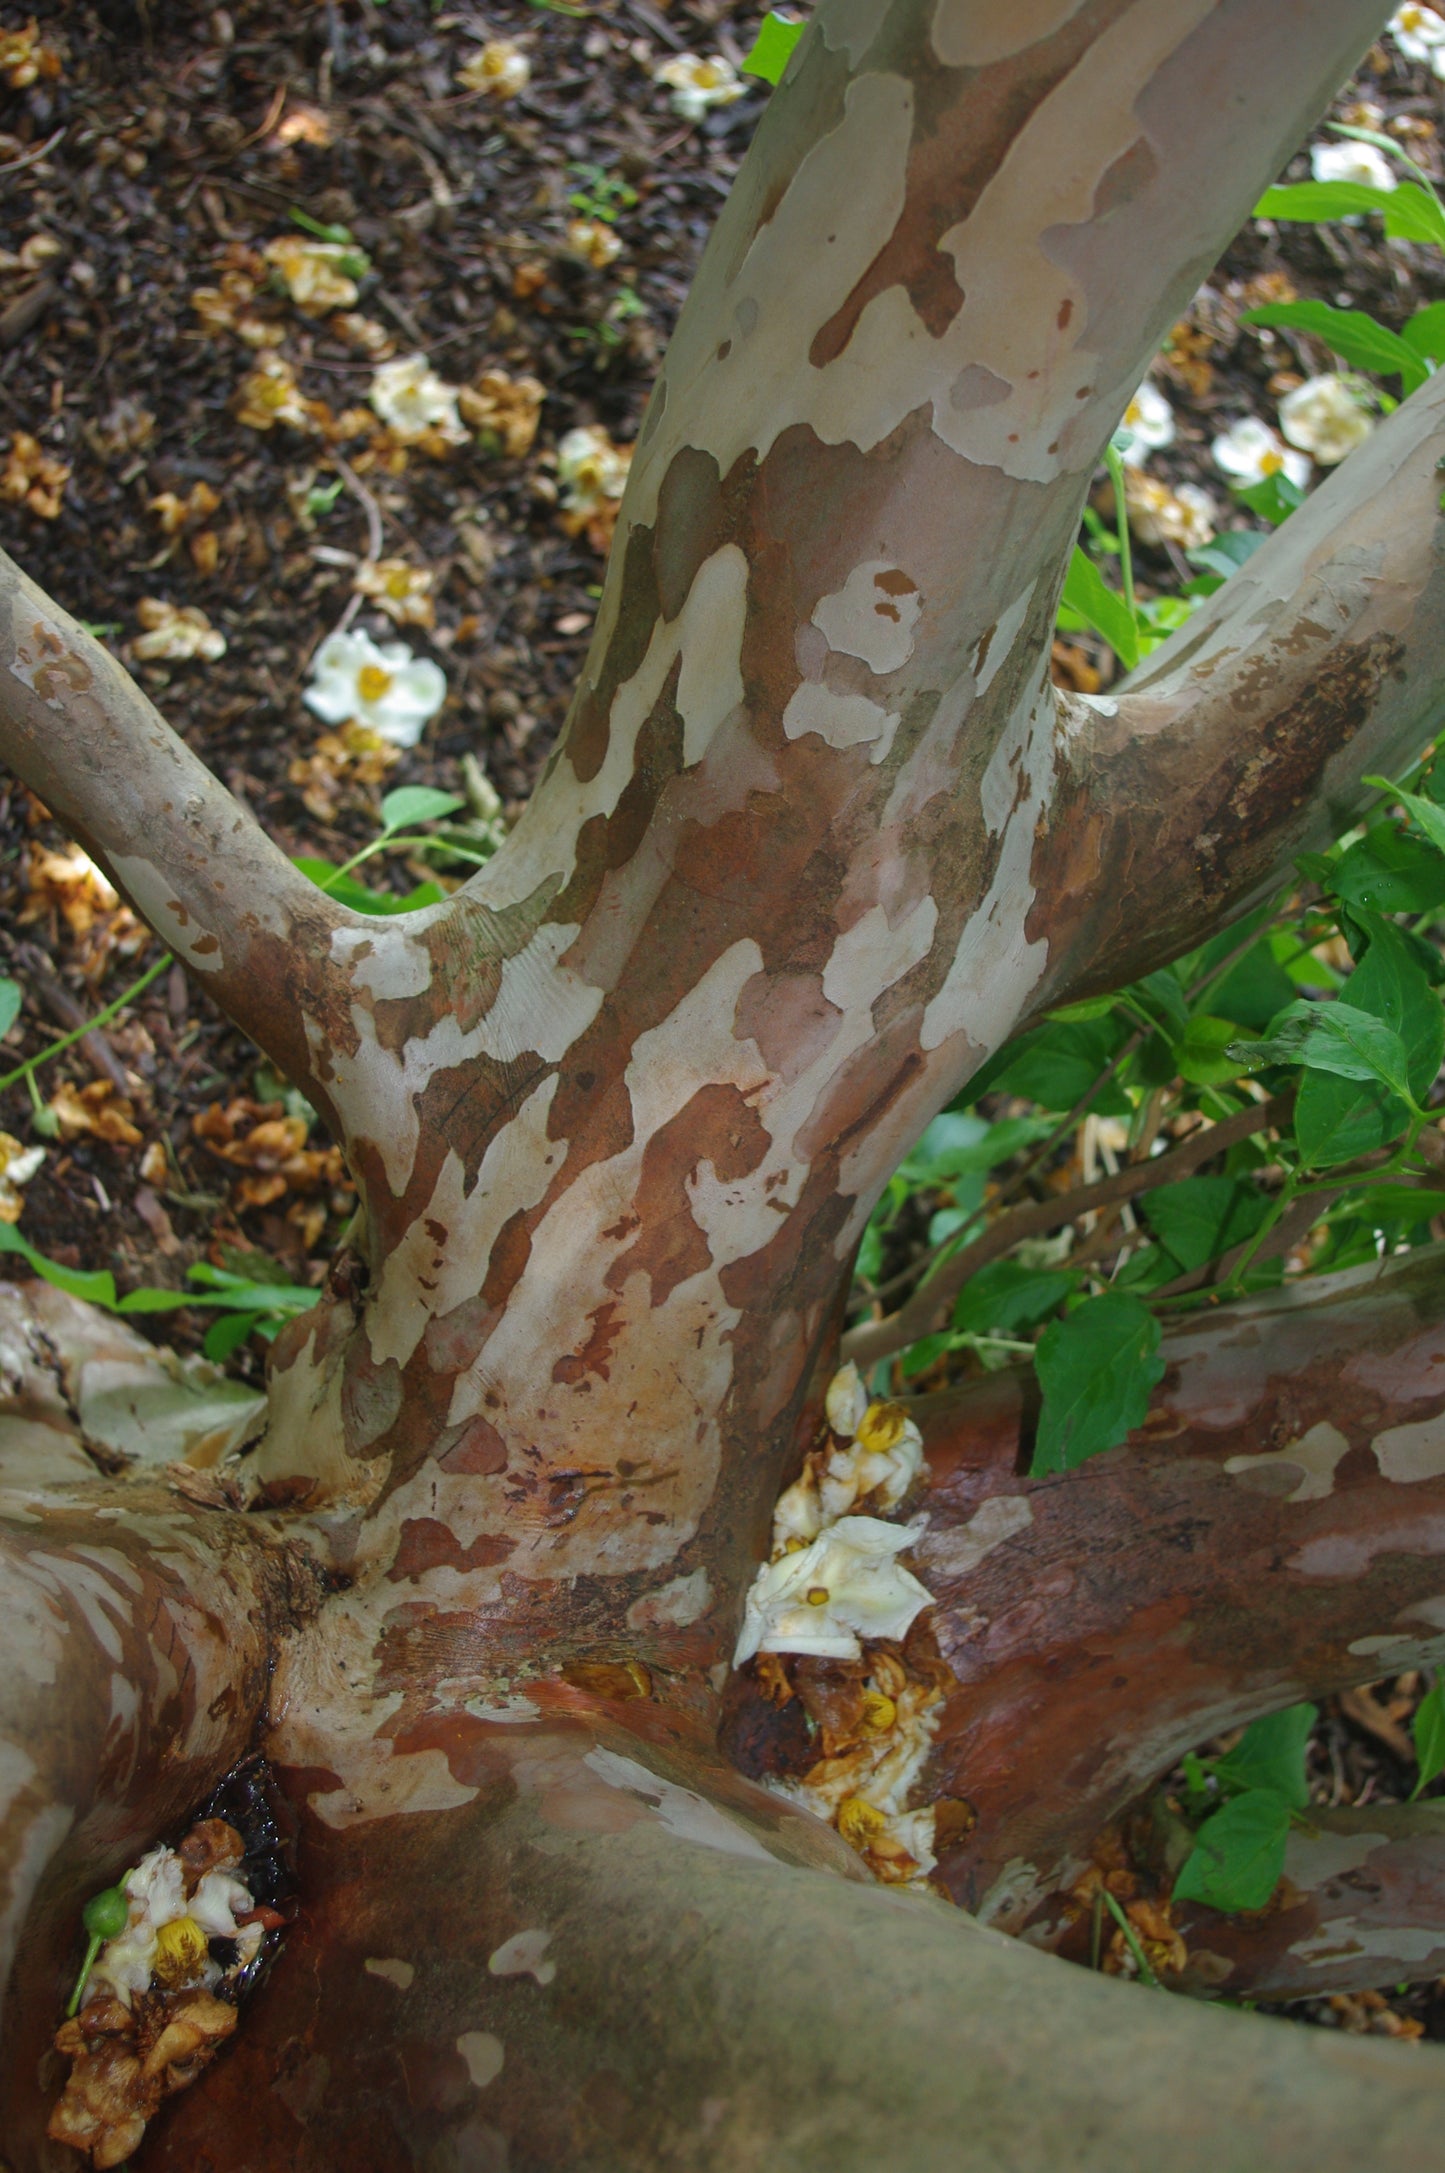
top-left (191, 250), bottom-right (285, 350)
top-left (1278, 373), bottom-right (1375, 464)
top-left (329, 312), bottom-right (396, 360)
top-left (732, 1514), bottom-right (934, 1665)
top-left (1, 432), bottom-right (69, 519)
top-left (369, 354), bottom-right (468, 447)
top-left (147, 482), bottom-right (221, 535)
top-left (132, 599), bottom-right (227, 663)
top-left (654, 52), bottom-right (745, 119)
top-left (264, 236), bottom-right (362, 316)
top-left (563, 218), bottom-right (623, 270)
top-left (353, 557), bottom-right (437, 629)
top-left (1123, 472), bottom-right (1216, 550)
top-left (556, 423), bottom-right (631, 551)
top-left (457, 368), bottom-right (546, 455)
top-left (0, 19), bottom-right (63, 89)
top-left (235, 352), bottom-right (320, 433)
top-left (457, 38), bottom-right (530, 97)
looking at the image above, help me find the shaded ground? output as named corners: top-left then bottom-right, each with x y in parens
top-left (2, 0), bottom-right (1444, 2044)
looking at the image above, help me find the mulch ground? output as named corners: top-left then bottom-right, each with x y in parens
top-left (1, 0), bottom-right (1443, 2037)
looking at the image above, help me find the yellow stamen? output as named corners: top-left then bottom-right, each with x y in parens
top-left (152, 1915), bottom-right (209, 1986)
top-left (1259, 448), bottom-right (1283, 476)
top-left (856, 1401), bottom-right (907, 1454)
top-left (860, 1690), bottom-right (897, 1732)
top-left (806, 1585), bottom-right (830, 1607)
top-left (837, 1797), bottom-right (887, 1847)
top-left (357, 663), bottom-right (394, 702)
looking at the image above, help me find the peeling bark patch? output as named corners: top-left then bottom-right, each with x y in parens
top-left (389, 1519), bottom-right (516, 1581)
top-left (1224, 1423), bottom-right (1352, 1505)
top-left (582, 1747), bottom-right (777, 1863)
top-left (1373, 1412), bottom-right (1445, 1484)
top-left (364, 1956), bottom-right (415, 1990)
top-left (607, 1084), bottom-right (771, 1307)
top-left (488, 1928), bottom-right (556, 1985)
top-left (436, 1415), bottom-right (509, 1476)
top-left (552, 1299), bottom-right (626, 1386)
top-left (456, 2031), bottom-right (505, 2089)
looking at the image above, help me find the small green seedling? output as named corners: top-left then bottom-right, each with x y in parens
top-left (68, 1885), bottom-right (128, 2016)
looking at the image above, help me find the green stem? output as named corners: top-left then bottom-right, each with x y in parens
top-left (1100, 1890), bottom-right (1162, 1991)
top-left (1104, 442), bottom-right (1136, 622)
top-left (0, 952), bottom-right (171, 1097)
top-left (66, 1932), bottom-right (103, 2018)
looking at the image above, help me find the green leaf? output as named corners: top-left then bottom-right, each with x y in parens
top-left (1186, 531), bottom-right (1267, 583)
top-left (1230, 1000), bottom-right (1418, 1106)
top-left (1329, 1183), bottom-right (1445, 1230)
top-left (1412, 1678), bottom-right (1445, 1799)
top-left (1175, 1014), bottom-right (1246, 1087)
top-left (1330, 825), bottom-right (1445, 916)
top-left (293, 857), bottom-right (441, 916)
top-left (1211, 1703), bottom-right (1317, 1810)
top-left (1403, 300), bottom-right (1445, 366)
top-left (379, 786), bottom-right (466, 834)
top-left (1142, 1176), bottom-right (1269, 1273)
top-left (1294, 917), bottom-right (1445, 1167)
top-left (1172, 1789), bottom-right (1291, 1914)
top-left (203, 1311), bottom-right (264, 1361)
top-left (1031, 1291), bottom-right (1165, 1476)
top-left (898, 1332), bottom-right (952, 1380)
top-left (953, 1260), bottom-right (1077, 1339)
top-left (975, 1017), bottom-right (1132, 1115)
top-left (1239, 299), bottom-right (1427, 389)
top-left (1231, 472), bottom-right (1305, 526)
top-left (741, 9), bottom-right (804, 83)
top-left (0, 1221), bottom-right (119, 1307)
top-left (1366, 775), bottom-right (1445, 861)
top-left (1256, 179), bottom-right (1445, 249)
top-left (0, 978), bottom-right (21, 1041)
top-left (1059, 547), bottom-right (1139, 671)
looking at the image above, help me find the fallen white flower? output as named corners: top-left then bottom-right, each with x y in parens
top-left (557, 423), bottom-right (631, 515)
top-left (732, 1513), bottom-right (934, 1666)
top-left (1310, 139), bottom-right (1397, 191)
top-left (457, 39), bottom-right (530, 97)
top-left (1117, 379), bottom-right (1174, 466)
top-left (1278, 373), bottom-right (1374, 465)
top-left (654, 52), bottom-right (745, 121)
top-left (304, 629), bottom-right (446, 747)
top-left (565, 217), bottom-right (623, 271)
top-left (264, 236), bottom-right (359, 316)
top-left (1211, 415), bottom-right (1311, 491)
top-left (0, 1132), bottom-right (45, 1225)
top-left (1389, 4), bottom-right (1445, 63)
top-left (370, 353), bottom-right (468, 445)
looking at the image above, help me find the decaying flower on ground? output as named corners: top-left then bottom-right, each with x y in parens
top-left (48, 1763), bottom-right (293, 2170)
top-left (556, 423), bottom-right (631, 552)
top-left (83, 398), bottom-right (155, 463)
top-left (329, 311), bottom-right (396, 360)
top-left (235, 353), bottom-right (320, 433)
top-left (263, 236), bottom-right (362, 317)
top-left (288, 719), bottom-right (404, 819)
top-left (193, 1097), bottom-right (346, 1212)
top-left (1122, 472), bottom-right (1217, 549)
top-left (368, 354), bottom-right (469, 448)
top-left (457, 39), bottom-right (530, 97)
top-left (563, 218), bottom-right (623, 270)
top-left (0, 18), bottom-right (63, 89)
top-left (304, 628), bottom-right (446, 747)
top-left (1210, 414), bottom-right (1311, 490)
top-left (147, 482), bottom-right (221, 536)
top-left (458, 368), bottom-right (546, 456)
top-left (191, 248), bottom-right (284, 349)
top-left (353, 557), bottom-right (437, 629)
top-left (132, 599), bottom-right (226, 663)
top-left (47, 1080), bottom-right (144, 1148)
top-left (18, 845), bottom-right (144, 968)
top-left (654, 52), bottom-right (746, 120)
top-left (0, 1132), bottom-right (45, 1224)
top-left (1, 431), bottom-right (70, 519)
top-left (1278, 373), bottom-right (1375, 464)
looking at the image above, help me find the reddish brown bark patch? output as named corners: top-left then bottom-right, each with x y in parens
top-left (553, 1299), bottom-right (626, 1387)
top-left (607, 1084), bottom-right (771, 1307)
top-left (388, 1519), bottom-right (516, 1580)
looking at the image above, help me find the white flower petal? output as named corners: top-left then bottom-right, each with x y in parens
top-left (824, 1360), bottom-right (869, 1439)
top-left (1310, 140), bottom-right (1397, 191)
top-left (1278, 373), bottom-right (1374, 464)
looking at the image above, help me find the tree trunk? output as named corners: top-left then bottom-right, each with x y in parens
top-left (4, 0), bottom-right (1445, 2164)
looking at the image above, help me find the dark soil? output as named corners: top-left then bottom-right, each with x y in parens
top-left (0, 0), bottom-right (1442, 2037)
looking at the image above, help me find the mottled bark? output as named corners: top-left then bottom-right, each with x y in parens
top-left (10, 0), bottom-right (1445, 2164)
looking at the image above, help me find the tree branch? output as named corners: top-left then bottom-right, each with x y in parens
top-left (0, 545), bottom-right (360, 1102)
top-left (843, 1091), bottom-right (1290, 1366)
top-left (1038, 366), bottom-right (1445, 1007)
top-left (1171, 1803), bottom-right (1445, 2002)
